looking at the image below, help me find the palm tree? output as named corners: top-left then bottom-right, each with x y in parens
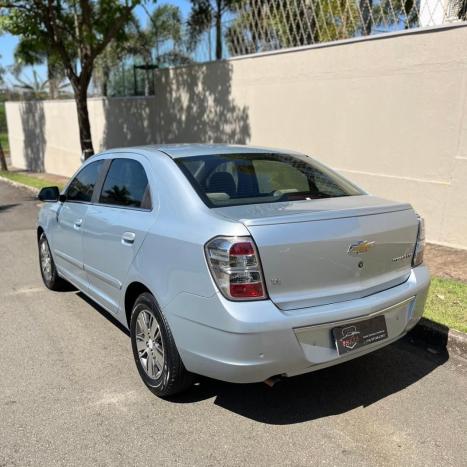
top-left (226, 0), bottom-right (360, 55)
top-left (94, 5), bottom-right (188, 97)
top-left (145, 4), bottom-right (184, 61)
top-left (188, 0), bottom-right (241, 61)
top-left (131, 4), bottom-right (189, 94)
top-left (13, 35), bottom-right (67, 99)
top-left (94, 39), bottom-right (130, 97)
top-left (12, 69), bottom-right (55, 99)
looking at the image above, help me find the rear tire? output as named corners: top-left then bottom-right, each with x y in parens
top-left (38, 233), bottom-right (69, 291)
top-left (130, 292), bottom-right (193, 397)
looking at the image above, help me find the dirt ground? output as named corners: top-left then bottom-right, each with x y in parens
top-left (425, 244), bottom-right (467, 283)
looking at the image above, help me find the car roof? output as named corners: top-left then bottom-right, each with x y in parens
top-left (112, 144), bottom-right (305, 159)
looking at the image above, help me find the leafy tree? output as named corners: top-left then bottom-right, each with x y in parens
top-left (12, 35), bottom-right (68, 99)
top-left (226, 0), bottom-right (423, 50)
top-left (0, 1), bottom-right (143, 159)
top-left (94, 4), bottom-right (188, 97)
top-left (360, 0), bottom-right (373, 36)
top-left (145, 3), bottom-right (184, 60)
top-left (12, 69), bottom-right (69, 99)
top-left (360, 0), bottom-right (419, 36)
top-left (226, 0), bottom-right (360, 55)
top-left (188, 0), bottom-right (240, 60)
top-left (94, 39), bottom-right (130, 97)
top-left (376, 0), bottom-right (418, 31)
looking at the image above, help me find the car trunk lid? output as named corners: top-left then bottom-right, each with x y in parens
top-left (215, 195), bottom-right (418, 310)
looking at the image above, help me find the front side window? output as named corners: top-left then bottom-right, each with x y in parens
top-left (66, 160), bottom-right (104, 203)
top-left (99, 158), bottom-right (151, 209)
top-left (176, 153), bottom-right (363, 208)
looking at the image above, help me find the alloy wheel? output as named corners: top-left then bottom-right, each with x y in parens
top-left (135, 309), bottom-right (165, 379)
top-left (40, 240), bottom-right (53, 282)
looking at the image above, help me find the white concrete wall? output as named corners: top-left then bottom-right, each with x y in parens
top-left (5, 97), bottom-right (158, 176)
top-left (6, 25), bottom-right (467, 248)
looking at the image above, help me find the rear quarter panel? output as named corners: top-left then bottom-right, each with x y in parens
top-left (121, 151), bottom-right (250, 311)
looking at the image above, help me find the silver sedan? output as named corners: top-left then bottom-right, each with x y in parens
top-left (37, 145), bottom-right (430, 397)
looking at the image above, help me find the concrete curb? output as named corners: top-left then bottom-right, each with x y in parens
top-left (0, 175), bottom-right (40, 195)
top-left (409, 318), bottom-right (467, 357)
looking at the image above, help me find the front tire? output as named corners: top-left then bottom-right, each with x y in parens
top-left (38, 233), bottom-right (69, 291)
top-left (130, 292), bottom-right (193, 397)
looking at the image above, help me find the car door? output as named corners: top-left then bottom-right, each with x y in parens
top-left (52, 159), bottom-right (105, 290)
top-left (82, 156), bottom-right (155, 314)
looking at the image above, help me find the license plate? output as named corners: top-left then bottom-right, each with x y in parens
top-left (332, 315), bottom-right (388, 355)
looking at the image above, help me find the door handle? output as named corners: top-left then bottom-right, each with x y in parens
top-left (74, 218), bottom-right (83, 229)
top-left (122, 232), bottom-right (136, 244)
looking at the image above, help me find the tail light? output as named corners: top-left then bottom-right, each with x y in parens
top-left (204, 236), bottom-right (267, 301)
top-left (412, 216), bottom-right (425, 267)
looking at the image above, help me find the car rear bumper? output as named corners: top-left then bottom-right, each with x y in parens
top-left (163, 265), bottom-right (430, 383)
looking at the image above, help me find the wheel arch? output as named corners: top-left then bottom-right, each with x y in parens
top-left (37, 226), bottom-right (44, 241)
top-left (124, 281), bottom-right (153, 328)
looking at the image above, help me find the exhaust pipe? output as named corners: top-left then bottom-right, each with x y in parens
top-left (264, 375), bottom-right (282, 388)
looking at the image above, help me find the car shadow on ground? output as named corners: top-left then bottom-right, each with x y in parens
top-left (173, 339), bottom-right (448, 424)
top-left (77, 292), bottom-right (130, 337)
top-left (0, 203), bottom-right (19, 212)
top-left (77, 292), bottom-right (449, 425)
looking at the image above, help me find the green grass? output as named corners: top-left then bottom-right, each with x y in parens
top-left (0, 132), bottom-right (8, 153)
top-left (425, 277), bottom-right (467, 333)
top-left (0, 171), bottom-right (65, 191)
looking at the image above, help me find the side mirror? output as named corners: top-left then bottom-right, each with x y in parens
top-left (38, 186), bottom-right (60, 202)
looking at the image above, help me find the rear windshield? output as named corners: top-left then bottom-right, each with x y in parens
top-left (176, 153), bottom-right (363, 208)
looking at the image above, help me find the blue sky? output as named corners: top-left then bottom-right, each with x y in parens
top-left (0, 0), bottom-right (192, 86)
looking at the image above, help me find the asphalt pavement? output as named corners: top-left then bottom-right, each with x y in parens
top-left (0, 179), bottom-right (466, 466)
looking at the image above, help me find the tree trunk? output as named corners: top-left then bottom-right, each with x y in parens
top-left (47, 59), bottom-right (58, 99)
top-left (459, 0), bottom-right (467, 20)
top-left (215, 4), bottom-right (222, 60)
top-left (0, 141), bottom-right (7, 171)
top-left (102, 65), bottom-right (110, 97)
top-left (74, 87), bottom-right (95, 160)
top-left (360, 0), bottom-right (373, 36)
top-left (208, 25), bottom-right (212, 61)
top-left (144, 67), bottom-right (151, 96)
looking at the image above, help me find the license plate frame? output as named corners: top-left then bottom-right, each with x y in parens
top-left (332, 315), bottom-right (388, 355)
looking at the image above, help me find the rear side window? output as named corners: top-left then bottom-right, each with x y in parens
top-left (99, 158), bottom-right (151, 209)
top-left (176, 153), bottom-right (363, 208)
top-left (66, 160), bottom-right (104, 203)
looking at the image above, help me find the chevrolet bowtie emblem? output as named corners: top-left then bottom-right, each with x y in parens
top-left (347, 240), bottom-right (375, 256)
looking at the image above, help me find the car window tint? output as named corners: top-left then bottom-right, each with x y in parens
top-left (313, 170), bottom-right (348, 197)
top-left (99, 158), bottom-right (150, 209)
top-left (253, 159), bottom-right (309, 194)
top-left (66, 160), bottom-right (104, 203)
top-left (182, 159), bottom-right (205, 178)
top-left (177, 153), bottom-right (363, 208)
top-left (205, 161), bottom-right (239, 196)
